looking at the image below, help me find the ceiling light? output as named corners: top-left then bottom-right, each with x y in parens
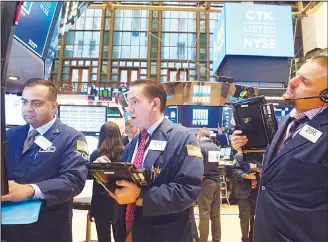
top-left (7, 75), bottom-right (20, 81)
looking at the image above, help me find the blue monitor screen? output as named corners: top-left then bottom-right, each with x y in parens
top-left (15, 2), bottom-right (58, 57)
top-left (179, 106), bottom-right (222, 128)
top-left (164, 106), bottom-right (178, 123)
top-left (274, 106), bottom-right (292, 124)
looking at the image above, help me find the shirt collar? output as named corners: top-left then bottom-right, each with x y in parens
top-left (147, 115), bottom-right (164, 136)
top-left (290, 106), bottom-right (327, 120)
top-left (28, 115), bottom-right (56, 136)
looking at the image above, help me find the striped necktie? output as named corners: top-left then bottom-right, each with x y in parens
top-left (281, 116), bottom-right (309, 148)
top-left (22, 129), bottom-right (39, 154)
top-left (125, 130), bottom-right (149, 233)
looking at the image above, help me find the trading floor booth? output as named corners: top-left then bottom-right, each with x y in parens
top-left (162, 81), bottom-right (260, 204)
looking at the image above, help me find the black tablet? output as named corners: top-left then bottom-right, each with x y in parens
top-left (87, 162), bottom-right (152, 193)
top-left (232, 96), bottom-right (268, 152)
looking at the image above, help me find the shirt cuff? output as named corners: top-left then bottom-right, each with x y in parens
top-left (29, 184), bottom-right (45, 199)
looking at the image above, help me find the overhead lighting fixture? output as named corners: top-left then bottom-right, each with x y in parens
top-left (7, 75), bottom-right (20, 81)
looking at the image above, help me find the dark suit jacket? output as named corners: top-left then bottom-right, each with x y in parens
top-left (232, 153), bottom-right (256, 199)
top-left (254, 108), bottom-right (328, 242)
top-left (199, 139), bottom-right (220, 182)
top-left (120, 118), bottom-right (203, 242)
top-left (4, 119), bottom-right (88, 242)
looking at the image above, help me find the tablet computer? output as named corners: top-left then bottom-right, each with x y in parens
top-left (232, 96), bottom-right (267, 152)
top-left (87, 162), bottom-right (151, 193)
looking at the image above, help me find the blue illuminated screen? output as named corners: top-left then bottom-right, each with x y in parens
top-left (179, 106), bottom-right (222, 128)
top-left (164, 106), bottom-right (178, 124)
top-left (224, 3), bottom-right (294, 57)
top-left (15, 2), bottom-right (58, 57)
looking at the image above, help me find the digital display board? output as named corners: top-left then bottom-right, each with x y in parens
top-left (15, 2), bottom-right (59, 57)
top-left (58, 105), bottom-right (107, 133)
top-left (274, 106), bottom-right (292, 124)
top-left (164, 106), bottom-right (178, 123)
top-left (107, 107), bottom-right (123, 118)
top-left (222, 107), bottom-right (234, 129)
top-left (212, 3), bottom-right (294, 73)
top-left (179, 106), bottom-right (222, 128)
top-left (212, 6), bottom-right (226, 75)
top-left (225, 3), bottom-right (294, 57)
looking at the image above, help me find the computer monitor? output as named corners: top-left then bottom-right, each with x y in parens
top-left (220, 147), bottom-right (232, 160)
top-left (58, 105), bottom-right (107, 134)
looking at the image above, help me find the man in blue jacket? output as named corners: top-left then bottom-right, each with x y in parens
top-left (231, 54), bottom-right (328, 242)
top-left (1, 79), bottom-right (89, 242)
top-left (96, 79), bottom-right (203, 242)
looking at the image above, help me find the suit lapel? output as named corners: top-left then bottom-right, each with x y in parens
top-left (14, 125), bottom-right (30, 164)
top-left (143, 118), bottom-right (173, 172)
top-left (23, 119), bottom-right (63, 154)
top-left (263, 116), bottom-right (292, 170)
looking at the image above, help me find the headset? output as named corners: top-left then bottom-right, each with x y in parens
top-left (285, 89), bottom-right (328, 103)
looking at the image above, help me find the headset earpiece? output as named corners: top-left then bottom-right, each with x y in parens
top-left (320, 89), bottom-right (328, 103)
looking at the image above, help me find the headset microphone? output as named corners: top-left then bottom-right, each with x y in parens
top-left (285, 89), bottom-right (328, 103)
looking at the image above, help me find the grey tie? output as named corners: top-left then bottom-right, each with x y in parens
top-left (22, 129), bottom-right (39, 153)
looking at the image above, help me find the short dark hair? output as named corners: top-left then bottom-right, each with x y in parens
top-left (24, 78), bottom-right (57, 101)
top-left (131, 79), bottom-right (167, 112)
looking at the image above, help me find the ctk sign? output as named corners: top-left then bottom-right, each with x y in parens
top-left (212, 3), bottom-right (294, 73)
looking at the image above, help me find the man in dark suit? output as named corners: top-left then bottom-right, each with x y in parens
top-left (96, 79), bottom-right (203, 242)
top-left (232, 153), bottom-right (262, 242)
top-left (1, 79), bottom-right (88, 242)
top-left (231, 54), bottom-right (328, 242)
top-left (196, 128), bottom-right (221, 242)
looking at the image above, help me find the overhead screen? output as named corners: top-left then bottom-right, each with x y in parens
top-left (213, 3), bottom-right (294, 72)
top-left (178, 106), bottom-right (222, 129)
top-left (14, 2), bottom-right (59, 57)
top-left (58, 105), bottom-right (107, 133)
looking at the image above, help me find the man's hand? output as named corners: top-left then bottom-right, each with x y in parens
top-left (94, 156), bottom-right (111, 163)
top-left (244, 173), bottom-right (256, 180)
top-left (107, 180), bottom-right (141, 205)
top-left (230, 130), bottom-right (248, 152)
top-left (1, 181), bottom-right (35, 202)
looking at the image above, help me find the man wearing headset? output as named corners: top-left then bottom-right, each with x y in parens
top-left (231, 54), bottom-right (328, 242)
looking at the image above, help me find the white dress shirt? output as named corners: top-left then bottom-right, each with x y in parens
top-left (131, 116), bottom-right (165, 166)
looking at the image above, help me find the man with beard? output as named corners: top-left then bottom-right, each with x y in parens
top-left (230, 54), bottom-right (328, 242)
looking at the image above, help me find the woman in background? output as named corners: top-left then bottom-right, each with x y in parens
top-left (90, 121), bottom-right (125, 242)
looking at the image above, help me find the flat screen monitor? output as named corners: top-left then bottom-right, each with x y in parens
top-left (14, 2), bottom-right (59, 57)
top-left (274, 106), bottom-right (293, 124)
top-left (220, 147), bottom-right (232, 160)
top-left (164, 106), bottom-right (178, 123)
top-left (58, 105), bottom-right (107, 133)
top-left (107, 107), bottom-right (123, 118)
top-left (179, 106), bottom-right (222, 128)
top-left (5, 94), bottom-right (26, 126)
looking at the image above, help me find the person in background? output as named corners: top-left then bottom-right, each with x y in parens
top-left (2, 79), bottom-right (88, 242)
top-left (196, 128), bottom-right (221, 242)
top-left (96, 79), bottom-right (203, 242)
top-left (124, 120), bottom-right (139, 142)
top-left (122, 120), bottom-right (139, 146)
top-left (90, 121), bottom-right (125, 242)
top-left (232, 153), bottom-right (262, 242)
top-left (231, 54), bottom-right (328, 242)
